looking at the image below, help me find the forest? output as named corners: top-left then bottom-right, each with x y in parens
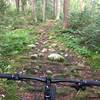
top-left (0, 0), bottom-right (100, 100)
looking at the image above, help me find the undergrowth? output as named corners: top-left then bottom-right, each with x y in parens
top-left (0, 29), bottom-right (38, 99)
top-left (53, 29), bottom-right (100, 69)
top-left (55, 32), bottom-right (91, 57)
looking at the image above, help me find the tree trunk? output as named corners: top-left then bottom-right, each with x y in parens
top-left (53, 0), bottom-right (57, 18)
top-left (63, 0), bottom-right (70, 29)
top-left (42, 0), bottom-right (46, 21)
top-left (15, 0), bottom-right (20, 12)
top-left (43, 0), bottom-right (46, 21)
top-left (56, 0), bottom-right (61, 20)
top-left (32, 0), bottom-right (37, 22)
top-left (80, 0), bottom-right (84, 12)
top-left (21, 0), bottom-right (26, 12)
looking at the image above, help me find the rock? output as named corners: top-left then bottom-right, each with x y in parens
top-left (60, 52), bottom-right (64, 55)
top-left (59, 48), bottom-right (65, 52)
top-left (64, 53), bottom-right (69, 57)
top-left (66, 66), bottom-right (78, 73)
top-left (35, 42), bottom-right (39, 45)
top-left (41, 48), bottom-right (48, 53)
top-left (31, 54), bottom-right (38, 59)
top-left (48, 46), bottom-right (52, 49)
top-left (48, 53), bottom-right (65, 62)
top-left (77, 63), bottom-right (85, 67)
top-left (64, 67), bottom-right (69, 71)
top-left (51, 43), bottom-right (57, 47)
top-left (43, 41), bottom-right (48, 44)
top-left (48, 48), bottom-right (55, 52)
top-left (46, 70), bottom-right (53, 76)
top-left (19, 70), bottom-right (26, 74)
top-left (34, 69), bottom-right (38, 73)
top-left (38, 53), bottom-right (44, 57)
top-left (65, 48), bottom-right (69, 51)
top-left (28, 44), bottom-right (36, 48)
top-left (34, 66), bottom-right (40, 70)
top-left (49, 36), bottom-right (53, 39)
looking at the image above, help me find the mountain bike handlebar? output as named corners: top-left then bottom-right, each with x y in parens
top-left (0, 73), bottom-right (100, 100)
top-left (0, 73), bottom-right (100, 86)
top-left (0, 73), bottom-right (45, 82)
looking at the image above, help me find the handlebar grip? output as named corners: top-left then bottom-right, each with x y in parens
top-left (0, 74), bottom-right (45, 81)
top-left (86, 80), bottom-right (100, 86)
top-left (0, 74), bottom-right (13, 79)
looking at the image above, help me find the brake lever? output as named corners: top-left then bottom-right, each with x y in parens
top-left (70, 83), bottom-right (86, 91)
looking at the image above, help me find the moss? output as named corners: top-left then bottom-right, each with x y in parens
top-left (89, 54), bottom-right (100, 69)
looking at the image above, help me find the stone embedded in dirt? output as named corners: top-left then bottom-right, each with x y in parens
top-left (34, 66), bottom-right (40, 70)
top-left (35, 42), bottom-right (39, 45)
top-left (64, 53), bottom-right (69, 57)
top-left (27, 44), bottom-right (36, 48)
top-left (43, 41), bottom-right (48, 44)
top-left (38, 53), bottom-right (44, 57)
top-left (68, 66), bottom-right (78, 73)
top-left (48, 46), bottom-right (52, 48)
top-left (65, 48), bottom-right (69, 51)
top-left (60, 52), bottom-right (64, 55)
top-left (48, 53), bottom-right (65, 62)
top-left (49, 36), bottom-right (53, 39)
top-left (18, 70), bottom-right (26, 74)
top-left (77, 63), bottom-right (85, 67)
top-left (59, 48), bottom-right (65, 52)
top-left (37, 49), bottom-right (40, 52)
top-left (31, 54), bottom-right (38, 59)
top-left (41, 48), bottom-right (48, 53)
top-left (48, 48), bottom-right (56, 52)
top-left (64, 67), bottom-right (69, 71)
top-left (51, 43), bottom-right (57, 47)
top-left (46, 70), bottom-right (53, 75)
top-left (34, 69), bottom-right (38, 73)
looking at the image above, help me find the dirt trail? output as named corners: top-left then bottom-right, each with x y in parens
top-left (22, 21), bottom-right (100, 100)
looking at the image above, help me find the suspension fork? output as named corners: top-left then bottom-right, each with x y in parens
top-left (44, 77), bottom-right (52, 100)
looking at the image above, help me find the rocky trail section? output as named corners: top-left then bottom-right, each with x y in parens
top-left (21, 21), bottom-right (100, 100)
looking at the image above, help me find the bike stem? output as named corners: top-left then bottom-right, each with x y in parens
top-left (44, 77), bottom-right (52, 100)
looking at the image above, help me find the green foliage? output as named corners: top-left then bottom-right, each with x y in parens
top-left (0, 10), bottom-right (34, 32)
top-left (0, 1), bottom-right (39, 99)
top-left (69, 6), bottom-right (100, 52)
top-left (56, 33), bottom-right (91, 57)
top-left (0, 60), bottom-right (12, 73)
top-left (4, 80), bottom-right (20, 100)
top-left (81, 14), bottom-right (100, 52)
top-left (69, 10), bottom-right (92, 29)
top-left (0, 15), bottom-right (11, 33)
top-left (21, 0), bottom-right (27, 11)
top-left (0, 29), bottom-right (35, 56)
top-left (62, 2), bottom-right (100, 69)
top-left (0, 29), bottom-right (37, 99)
top-left (89, 54), bottom-right (100, 69)
top-left (0, 0), bottom-right (7, 14)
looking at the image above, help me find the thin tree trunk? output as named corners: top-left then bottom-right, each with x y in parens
top-left (21, 0), bottom-right (25, 12)
top-left (15, 0), bottom-right (20, 12)
top-left (80, 0), bottom-right (84, 12)
top-left (42, 0), bottom-right (46, 21)
top-left (32, 0), bottom-right (37, 22)
top-left (53, 0), bottom-right (57, 18)
top-left (63, 0), bottom-right (70, 29)
top-left (56, 0), bottom-right (61, 20)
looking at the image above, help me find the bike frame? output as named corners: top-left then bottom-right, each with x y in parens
top-left (0, 73), bottom-right (100, 100)
top-left (44, 77), bottom-right (52, 100)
